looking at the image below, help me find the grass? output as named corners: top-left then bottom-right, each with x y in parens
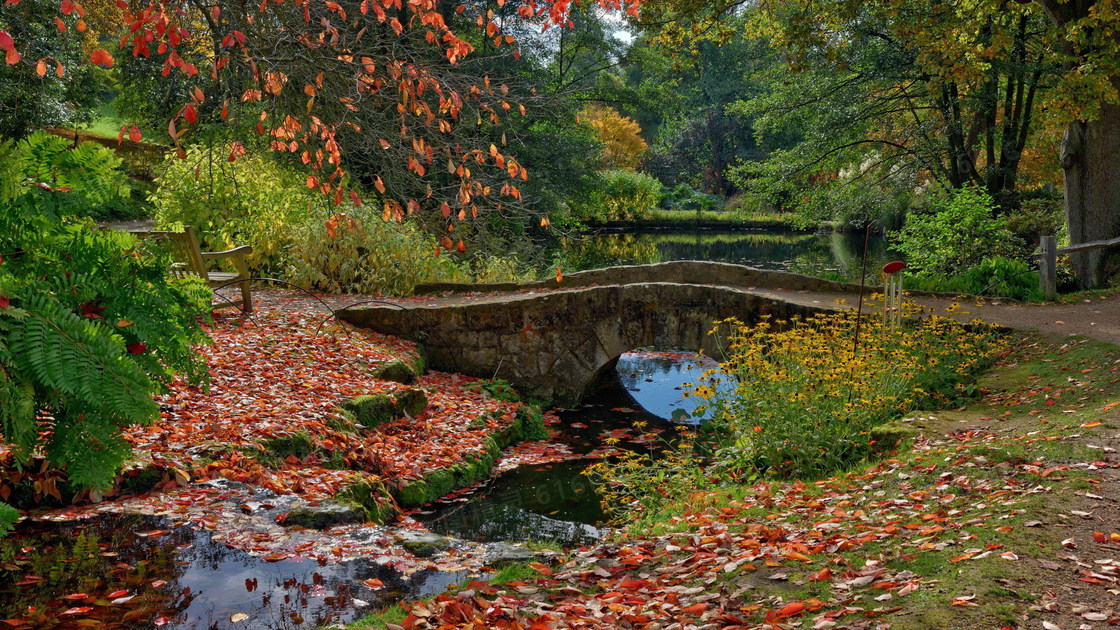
top-left (82, 101), bottom-right (125, 139)
top-left (645, 208), bottom-right (798, 227)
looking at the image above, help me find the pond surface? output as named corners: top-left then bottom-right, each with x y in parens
top-left (414, 350), bottom-right (720, 547)
top-left (0, 513), bottom-right (466, 630)
top-left (556, 227), bottom-right (894, 281)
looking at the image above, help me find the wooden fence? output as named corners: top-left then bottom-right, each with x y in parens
top-left (1038, 235), bottom-right (1120, 299)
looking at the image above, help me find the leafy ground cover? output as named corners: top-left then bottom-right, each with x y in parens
top-left (1, 286), bottom-right (553, 530)
top-left (352, 333), bottom-right (1120, 630)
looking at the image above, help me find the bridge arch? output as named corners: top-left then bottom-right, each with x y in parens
top-left (338, 276), bottom-right (836, 404)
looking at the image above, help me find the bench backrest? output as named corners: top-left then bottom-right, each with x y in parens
top-left (134, 227), bottom-right (209, 280)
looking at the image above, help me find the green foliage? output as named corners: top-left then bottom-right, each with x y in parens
top-left (906, 257), bottom-right (1044, 301)
top-left (578, 170), bottom-right (663, 222)
top-left (150, 148), bottom-right (320, 274)
top-left (284, 205), bottom-right (473, 296)
top-left (0, 2), bottom-right (107, 139)
top-left (0, 137), bottom-right (210, 501)
top-left (0, 502), bottom-right (16, 536)
top-left (5, 131), bottom-right (134, 221)
top-left (891, 186), bottom-right (1016, 276)
top-left (659, 184), bottom-right (723, 213)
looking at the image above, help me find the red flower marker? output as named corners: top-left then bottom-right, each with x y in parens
top-left (126, 342), bottom-right (147, 354)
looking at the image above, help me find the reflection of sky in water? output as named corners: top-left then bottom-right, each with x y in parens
top-left (616, 350), bottom-right (736, 423)
top-left (1, 515), bottom-right (468, 630)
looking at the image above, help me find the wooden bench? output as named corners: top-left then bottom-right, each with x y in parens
top-left (133, 227), bottom-right (254, 312)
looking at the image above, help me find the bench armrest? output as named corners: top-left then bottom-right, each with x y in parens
top-left (200, 245), bottom-right (253, 259)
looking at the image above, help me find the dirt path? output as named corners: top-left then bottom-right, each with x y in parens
top-left (745, 287), bottom-right (1120, 345)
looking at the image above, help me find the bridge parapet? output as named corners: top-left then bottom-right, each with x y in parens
top-left (338, 281), bottom-right (835, 404)
top-left (413, 260), bottom-right (870, 295)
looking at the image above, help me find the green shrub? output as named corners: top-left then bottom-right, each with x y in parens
top-left (659, 184), bottom-right (723, 213)
top-left (577, 170), bottom-right (663, 222)
top-left (150, 148), bottom-right (320, 273)
top-left (892, 186), bottom-right (1015, 275)
top-left (906, 257), bottom-right (1043, 301)
top-left (284, 205), bottom-right (472, 295)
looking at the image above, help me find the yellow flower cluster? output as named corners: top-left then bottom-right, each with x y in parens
top-left (689, 301), bottom-right (1005, 479)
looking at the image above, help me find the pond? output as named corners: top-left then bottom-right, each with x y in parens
top-left (555, 227), bottom-right (894, 281)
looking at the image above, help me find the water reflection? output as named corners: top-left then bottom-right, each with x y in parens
top-left (0, 514), bottom-right (467, 630)
top-left (615, 350), bottom-right (734, 423)
top-left (419, 461), bottom-right (606, 548)
top-left (554, 228), bottom-right (893, 280)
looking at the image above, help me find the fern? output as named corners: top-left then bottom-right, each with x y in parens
top-left (0, 139), bottom-right (210, 500)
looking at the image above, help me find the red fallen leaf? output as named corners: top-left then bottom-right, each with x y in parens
top-left (1083, 421), bottom-right (1102, 428)
top-left (126, 342), bottom-right (147, 354)
top-left (13, 578), bottom-right (42, 587)
top-left (362, 578), bottom-right (384, 588)
top-left (528, 562), bottom-right (553, 577)
top-left (0, 297), bottom-right (9, 309)
top-left (59, 607), bottom-right (93, 615)
top-left (62, 593), bottom-right (88, 600)
top-left (809, 567), bottom-right (832, 581)
top-left (1094, 532), bottom-right (1108, 543)
top-left (765, 601), bottom-right (805, 621)
top-left (680, 603), bottom-right (708, 615)
top-left (0, 31), bottom-right (13, 51)
top-left (153, 617), bottom-right (170, 626)
top-left (2, 620), bottom-right (27, 627)
top-left (150, 580), bottom-right (167, 588)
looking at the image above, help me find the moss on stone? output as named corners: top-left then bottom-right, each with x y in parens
top-left (517, 405), bottom-right (548, 441)
top-left (340, 393), bottom-right (398, 428)
top-left (325, 410), bottom-right (360, 435)
top-left (374, 360), bottom-right (417, 384)
top-left (393, 440), bottom-right (502, 507)
top-left (339, 388), bottom-right (428, 429)
top-left (260, 431), bottom-right (316, 467)
top-left (869, 422), bottom-right (921, 455)
top-left (395, 388), bottom-right (429, 417)
top-left (335, 478), bottom-right (398, 525)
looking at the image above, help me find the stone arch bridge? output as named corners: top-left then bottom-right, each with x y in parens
top-left (337, 262), bottom-right (864, 404)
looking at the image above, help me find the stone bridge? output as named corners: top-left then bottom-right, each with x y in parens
top-left (337, 262), bottom-right (865, 404)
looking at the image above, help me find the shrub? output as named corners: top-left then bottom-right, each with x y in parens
top-left (578, 169), bottom-right (663, 222)
top-left (0, 137), bottom-right (210, 530)
top-left (687, 309), bottom-right (1004, 480)
top-left (150, 148), bottom-right (320, 274)
top-left (891, 186), bottom-right (1015, 275)
top-left (659, 184), bottom-right (724, 213)
top-left (906, 257), bottom-right (1043, 301)
top-left (284, 206), bottom-right (473, 296)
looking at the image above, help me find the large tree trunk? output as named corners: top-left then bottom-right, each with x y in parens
top-left (1060, 102), bottom-right (1120, 288)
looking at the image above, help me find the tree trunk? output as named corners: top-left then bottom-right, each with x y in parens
top-left (1061, 102), bottom-right (1120, 288)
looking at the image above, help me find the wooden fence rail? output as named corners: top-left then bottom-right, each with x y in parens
top-left (1037, 235), bottom-right (1120, 299)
